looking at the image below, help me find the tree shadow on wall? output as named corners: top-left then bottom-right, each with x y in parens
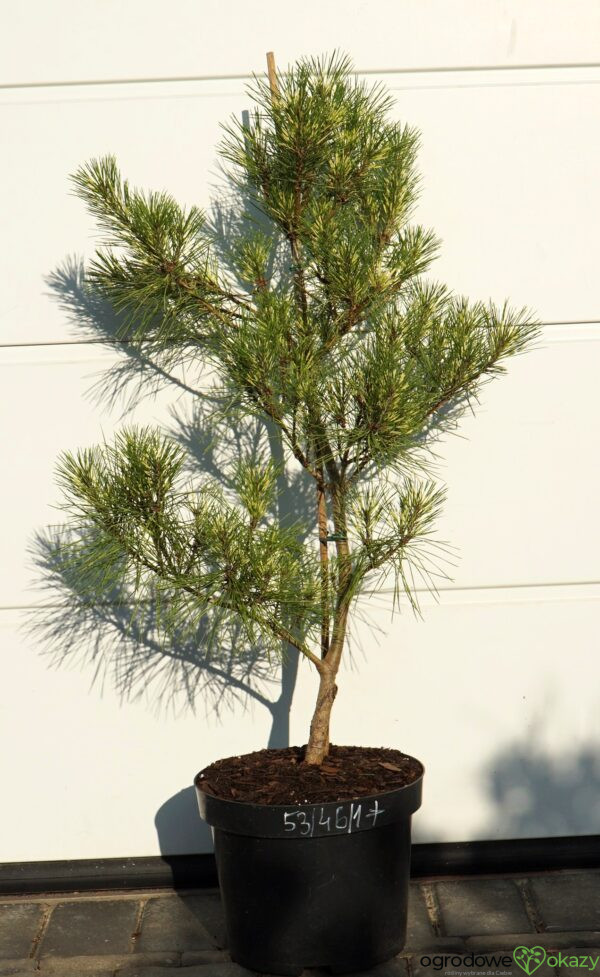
top-left (480, 739), bottom-right (600, 838)
top-left (31, 526), bottom-right (295, 732)
top-left (33, 171), bottom-right (446, 865)
top-left (30, 181), bottom-right (319, 867)
top-left (30, 519), bottom-right (308, 869)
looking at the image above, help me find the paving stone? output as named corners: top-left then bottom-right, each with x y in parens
top-left (0, 962), bottom-right (38, 976)
top-left (530, 872), bottom-right (600, 932)
top-left (40, 952), bottom-right (179, 974)
top-left (0, 902), bottom-right (43, 958)
top-left (121, 964), bottom-right (254, 976)
top-left (327, 958), bottom-right (409, 976)
top-left (435, 878), bottom-right (532, 936)
top-left (464, 932), bottom-right (600, 950)
top-left (180, 889), bottom-right (228, 948)
top-left (0, 869), bottom-right (597, 976)
top-left (405, 939), bottom-right (468, 953)
top-left (39, 898), bottom-right (140, 956)
top-left (38, 963), bottom-right (115, 977)
top-left (38, 954), bottom-right (123, 974)
top-left (136, 894), bottom-right (216, 952)
top-left (405, 885), bottom-right (437, 949)
top-left (181, 949), bottom-right (233, 965)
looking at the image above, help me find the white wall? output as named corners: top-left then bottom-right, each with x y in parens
top-left (1, 2), bottom-right (599, 861)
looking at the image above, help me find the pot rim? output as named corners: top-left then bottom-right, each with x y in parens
top-left (194, 756), bottom-right (425, 812)
top-left (194, 753), bottom-right (424, 838)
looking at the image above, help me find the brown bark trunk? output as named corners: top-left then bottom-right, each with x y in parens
top-left (304, 482), bottom-right (352, 765)
top-left (317, 475), bottom-right (330, 659)
top-left (304, 600), bottom-right (351, 765)
top-left (303, 664), bottom-right (338, 765)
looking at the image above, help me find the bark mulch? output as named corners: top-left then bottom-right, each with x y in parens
top-left (195, 744), bottom-right (423, 805)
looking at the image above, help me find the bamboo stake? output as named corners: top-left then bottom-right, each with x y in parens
top-left (266, 51), bottom-right (279, 100)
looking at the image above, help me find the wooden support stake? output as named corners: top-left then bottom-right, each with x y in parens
top-left (266, 51), bottom-right (279, 101)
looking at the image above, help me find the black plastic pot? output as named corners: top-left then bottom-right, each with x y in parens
top-left (195, 756), bottom-right (423, 976)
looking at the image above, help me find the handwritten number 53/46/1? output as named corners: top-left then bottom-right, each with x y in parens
top-left (283, 800), bottom-right (385, 836)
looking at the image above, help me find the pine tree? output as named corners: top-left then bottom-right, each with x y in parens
top-left (55, 53), bottom-right (537, 765)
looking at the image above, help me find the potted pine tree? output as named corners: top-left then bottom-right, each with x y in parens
top-left (54, 53), bottom-right (537, 975)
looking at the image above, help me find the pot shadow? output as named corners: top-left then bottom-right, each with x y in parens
top-left (155, 787), bottom-right (213, 856)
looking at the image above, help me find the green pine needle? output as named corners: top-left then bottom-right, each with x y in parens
top-left (49, 52), bottom-right (539, 673)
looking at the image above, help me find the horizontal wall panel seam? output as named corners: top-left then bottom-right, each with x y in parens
top-left (1, 323), bottom-right (598, 353)
top-left (5, 62), bottom-right (600, 91)
top-left (4, 581), bottom-right (600, 614)
top-left (3, 65), bottom-right (600, 106)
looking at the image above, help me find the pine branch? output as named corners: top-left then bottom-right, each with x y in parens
top-left (71, 157), bottom-right (253, 348)
top-left (346, 478), bottom-right (448, 613)
top-left (56, 427), bottom-right (321, 664)
top-left (49, 53), bottom-right (540, 762)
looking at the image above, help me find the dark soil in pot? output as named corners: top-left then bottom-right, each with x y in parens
top-left (195, 744), bottom-right (423, 976)
top-left (196, 743), bottom-right (423, 804)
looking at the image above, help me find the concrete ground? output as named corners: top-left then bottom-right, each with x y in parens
top-left (0, 869), bottom-right (598, 977)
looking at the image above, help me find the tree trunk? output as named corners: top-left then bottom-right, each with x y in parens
top-left (304, 481), bottom-right (352, 765)
top-left (304, 664), bottom-right (338, 765)
top-left (316, 475), bottom-right (330, 658)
